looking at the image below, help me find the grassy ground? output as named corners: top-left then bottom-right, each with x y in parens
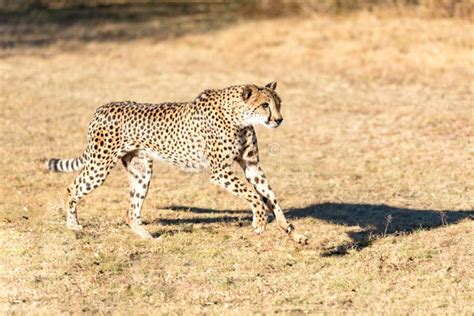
top-left (0, 9), bottom-right (473, 314)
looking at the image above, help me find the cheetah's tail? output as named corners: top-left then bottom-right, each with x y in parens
top-left (45, 155), bottom-right (85, 172)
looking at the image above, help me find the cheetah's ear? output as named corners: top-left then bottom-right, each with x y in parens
top-left (265, 81), bottom-right (277, 91)
top-left (242, 85), bottom-right (253, 102)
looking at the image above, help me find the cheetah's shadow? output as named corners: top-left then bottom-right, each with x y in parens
top-left (152, 203), bottom-right (473, 256)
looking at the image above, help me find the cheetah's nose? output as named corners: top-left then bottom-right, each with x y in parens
top-left (275, 118), bottom-right (283, 125)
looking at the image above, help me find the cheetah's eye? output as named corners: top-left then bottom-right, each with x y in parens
top-left (261, 103), bottom-right (269, 109)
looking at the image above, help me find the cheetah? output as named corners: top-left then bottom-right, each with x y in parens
top-left (46, 82), bottom-right (308, 244)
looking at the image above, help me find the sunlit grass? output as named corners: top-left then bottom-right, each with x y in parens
top-left (0, 10), bottom-right (473, 314)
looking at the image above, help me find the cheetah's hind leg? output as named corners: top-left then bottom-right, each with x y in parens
top-left (122, 150), bottom-right (154, 239)
top-left (66, 156), bottom-right (117, 231)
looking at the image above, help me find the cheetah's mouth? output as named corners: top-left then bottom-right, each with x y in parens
top-left (265, 121), bottom-right (281, 129)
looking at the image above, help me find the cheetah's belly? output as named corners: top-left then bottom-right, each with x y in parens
top-left (143, 147), bottom-right (209, 173)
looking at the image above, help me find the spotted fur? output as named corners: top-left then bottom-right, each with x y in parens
top-left (46, 82), bottom-right (308, 244)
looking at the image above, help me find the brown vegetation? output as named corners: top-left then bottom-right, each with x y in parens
top-left (0, 5), bottom-right (473, 314)
top-left (1, 0), bottom-right (473, 18)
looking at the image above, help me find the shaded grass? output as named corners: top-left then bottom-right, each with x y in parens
top-left (0, 1), bottom-right (242, 52)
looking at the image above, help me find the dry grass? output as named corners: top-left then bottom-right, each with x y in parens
top-left (254, 0), bottom-right (474, 19)
top-left (1, 9), bottom-right (473, 314)
top-left (2, 0), bottom-right (472, 18)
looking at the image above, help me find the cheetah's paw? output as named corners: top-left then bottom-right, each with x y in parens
top-left (131, 223), bottom-right (153, 239)
top-left (66, 223), bottom-right (83, 231)
top-left (254, 223), bottom-right (267, 235)
top-left (291, 232), bottom-right (309, 245)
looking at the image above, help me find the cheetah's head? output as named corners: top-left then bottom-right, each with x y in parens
top-left (240, 81), bottom-right (283, 129)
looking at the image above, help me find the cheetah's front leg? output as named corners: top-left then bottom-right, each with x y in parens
top-left (241, 163), bottom-right (308, 245)
top-left (210, 166), bottom-right (268, 234)
top-left (237, 129), bottom-right (308, 245)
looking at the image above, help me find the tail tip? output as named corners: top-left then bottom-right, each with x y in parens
top-left (44, 158), bottom-right (58, 172)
